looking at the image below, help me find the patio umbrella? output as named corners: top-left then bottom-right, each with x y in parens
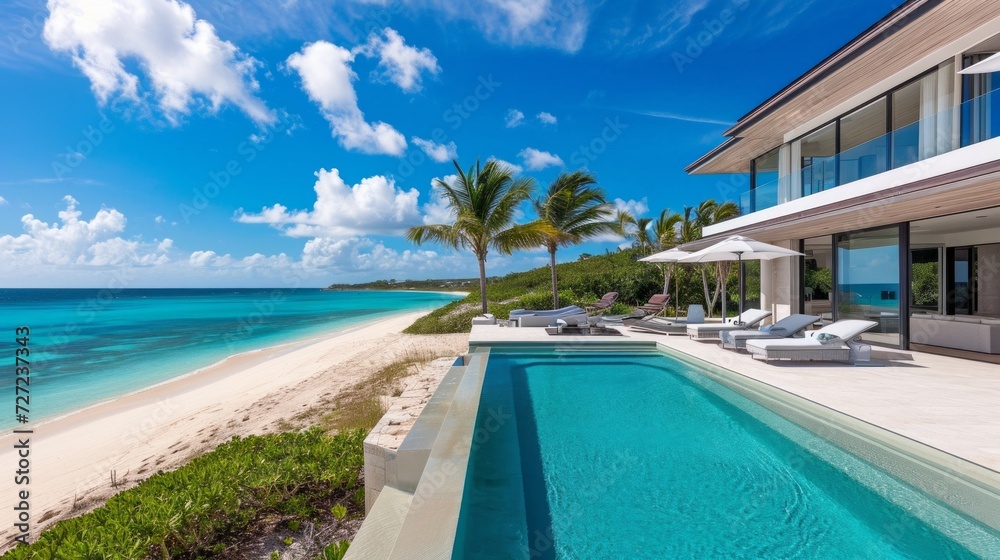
top-left (679, 235), bottom-right (803, 320)
top-left (959, 52), bottom-right (1000, 74)
top-left (640, 248), bottom-right (690, 320)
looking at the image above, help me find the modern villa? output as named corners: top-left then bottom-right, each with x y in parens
top-left (687, 0), bottom-right (1000, 360)
top-left (343, 3), bottom-right (1000, 559)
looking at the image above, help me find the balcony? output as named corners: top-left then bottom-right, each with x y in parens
top-left (739, 87), bottom-right (1000, 215)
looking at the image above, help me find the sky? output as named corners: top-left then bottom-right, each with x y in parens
top-left (0, 0), bottom-right (901, 288)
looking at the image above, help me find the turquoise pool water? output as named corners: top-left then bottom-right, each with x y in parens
top-left (454, 349), bottom-right (1000, 559)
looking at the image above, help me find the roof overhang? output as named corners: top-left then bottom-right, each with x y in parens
top-left (687, 0), bottom-right (1000, 175)
top-left (688, 159), bottom-right (1000, 247)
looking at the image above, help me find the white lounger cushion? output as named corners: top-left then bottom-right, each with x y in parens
top-left (687, 309), bottom-right (772, 339)
top-left (746, 320), bottom-right (877, 354)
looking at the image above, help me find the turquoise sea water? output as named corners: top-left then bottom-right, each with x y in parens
top-left (455, 350), bottom-right (1000, 559)
top-left (0, 289), bottom-right (461, 430)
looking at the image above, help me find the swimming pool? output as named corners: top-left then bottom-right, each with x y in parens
top-left (453, 349), bottom-right (1000, 559)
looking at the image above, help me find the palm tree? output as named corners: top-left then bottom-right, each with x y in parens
top-left (614, 211), bottom-right (655, 254)
top-left (651, 209), bottom-right (683, 294)
top-left (406, 159), bottom-right (551, 314)
top-left (534, 171), bottom-right (615, 308)
top-left (694, 199), bottom-right (740, 317)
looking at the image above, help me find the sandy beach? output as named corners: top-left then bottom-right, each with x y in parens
top-left (0, 311), bottom-right (468, 548)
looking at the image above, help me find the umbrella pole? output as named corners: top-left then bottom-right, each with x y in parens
top-left (674, 266), bottom-right (680, 321)
top-left (738, 253), bottom-right (745, 319)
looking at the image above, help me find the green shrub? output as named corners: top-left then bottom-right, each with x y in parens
top-left (6, 429), bottom-right (364, 559)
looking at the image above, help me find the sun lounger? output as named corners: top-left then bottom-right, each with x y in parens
top-left (637, 294), bottom-right (669, 316)
top-left (510, 306), bottom-right (587, 327)
top-left (585, 292), bottom-right (619, 314)
top-left (721, 314), bottom-right (819, 350)
top-left (509, 305), bottom-right (585, 317)
top-left (627, 318), bottom-right (687, 335)
top-left (625, 306), bottom-right (705, 335)
top-left (745, 319), bottom-right (878, 362)
top-left (687, 309), bottom-right (772, 340)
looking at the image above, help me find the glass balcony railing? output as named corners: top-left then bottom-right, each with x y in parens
top-left (739, 88), bottom-right (1000, 215)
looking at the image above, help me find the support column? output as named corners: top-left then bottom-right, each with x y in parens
top-left (770, 239), bottom-right (798, 322)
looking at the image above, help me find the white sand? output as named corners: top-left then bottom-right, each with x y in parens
top-left (0, 312), bottom-right (468, 547)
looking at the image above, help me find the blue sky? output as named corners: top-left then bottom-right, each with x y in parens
top-left (0, 0), bottom-right (899, 287)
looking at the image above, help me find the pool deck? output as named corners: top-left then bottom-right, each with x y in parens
top-left (470, 324), bottom-right (1000, 474)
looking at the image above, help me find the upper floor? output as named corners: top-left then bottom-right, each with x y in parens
top-left (689, 1), bottom-right (1000, 235)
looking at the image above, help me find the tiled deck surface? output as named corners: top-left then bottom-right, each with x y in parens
top-left (470, 324), bottom-right (1000, 473)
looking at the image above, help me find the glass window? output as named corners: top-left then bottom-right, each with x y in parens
top-left (839, 98), bottom-right (887, 183)
top-left (910, 248), bottom-right (941, 314)
top-left (892, 80), bottom-right (921, 167)
top-left (798, 123), bottom-right (836, 196)
top-left (962, 54), bottom-right (1000, 147)
top-left (836, 226), bottom-right (901, 347)
top-left (803, 236), bottom-right (833, 325)
top-left (751, 147), bottom-right (779, 211)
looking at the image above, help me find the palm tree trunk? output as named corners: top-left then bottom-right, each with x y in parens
top-left (701, 267), bottom-right (715, 318)
top-left (549, 247), bottom-right (559, 309)
top-left (478, 258), bottom-right (488, 315)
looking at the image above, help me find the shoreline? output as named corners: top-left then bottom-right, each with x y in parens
top-left (0, 310), bottom-right (469, 547)
top-left (1, 311), bottom-right (411, 436)
top-left (323, 288), bottom-right (471, 297)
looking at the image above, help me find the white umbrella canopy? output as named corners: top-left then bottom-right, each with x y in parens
top-left (639, 247), bottom-right (691, 262)
top-left (639, 248), bottom-right (691, 319)
top-left (679, 235), bottom-right (804, 318)
top-left (959, 52), bottom-right (1000, 74)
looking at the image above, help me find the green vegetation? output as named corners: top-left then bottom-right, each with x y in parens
top-left (326, 278), bottom-right (475, 292)
top-left (6, 429), bottom-right (364, 559)
top-left (912, 261), bottom-right (940, 306)
top-left (403, 247), bottom-right (752, 334)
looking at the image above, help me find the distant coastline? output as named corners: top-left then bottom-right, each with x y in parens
top-left (325, 278), bottom-right (479, 294)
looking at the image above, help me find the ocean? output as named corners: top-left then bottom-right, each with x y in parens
top-left (838, 283), bottom-right (901, 311)
top-left (1, 289), bottom-right (462, 430)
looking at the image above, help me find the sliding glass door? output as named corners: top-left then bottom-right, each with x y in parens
top-left (836, 226), bottom-right (901, 346)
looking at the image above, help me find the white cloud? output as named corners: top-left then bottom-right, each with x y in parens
top-left (157, 238), bottom-right (174, 252)
top-left (518, 147), bottom-right (564, 170)
top-left (505, 109), bottom-right (525, 128)
top-left (286, 40), bottom-right (407, 155)
top-left (301, 236), bottom-right (468, 274)
top-left (0, 195), bottom-right (170, 267)
top-left (487, 156), bottom-right (523, 176)
top-left (412, 137), bottom-right (458, 163)
top-left (43, 0), bottom-right (274, 126)
top-left (613, 197), bottom-right (649, 217)
top-left (354, 28), bottom-right (439, 92)
top-left (537, 111), bottom-right (557, 125)
top-left (237, 168), bottom-right (422, 238)
top-left (189, 250), bottom-right (234, 267)
top-left (356, 0), bottom-right (591, 52)
top-left (422, 175), bottom-right (459, 225)
top-left (155, 215), bottom-right (166, 224)
top-left (0, 196), bottom-right (7, 206)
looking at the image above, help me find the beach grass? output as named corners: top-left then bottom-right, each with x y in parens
top-left (5, 429), bottom-right (364, 559)
top-left (321, 347), bottom-right (454, 432)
